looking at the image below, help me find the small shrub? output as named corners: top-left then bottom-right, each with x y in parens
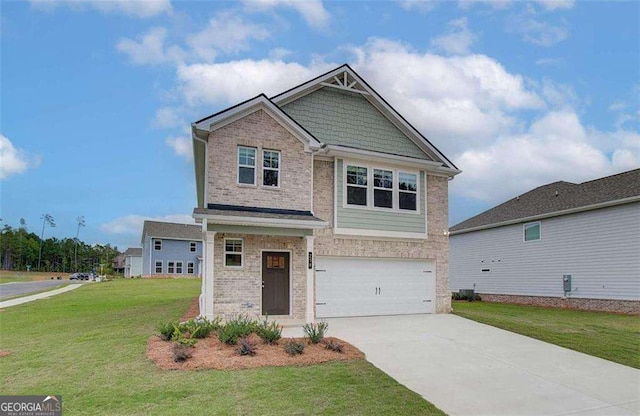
top-left (171, 325), bottom-right (197, 347)
top-left (255, 318), bottom-right (282, 345)
top-left (235, 337), bottom-right (257, 356)
top-left (323, 339), bottom-right (344, 353)
top-left (452, 291), bottom-right (481, 302)
top-left (172, 344), bottom-right (193, 362)
top-left (157, 321), bottom-right (178, 341)
top-left (284, 338), bottom-right (305, 356)
top-left (217, 314), bottom-right (258, 345)
top-left (303, 321), bottom-right (328, 344)
top-left (179, 317), bottom-right (221, 339)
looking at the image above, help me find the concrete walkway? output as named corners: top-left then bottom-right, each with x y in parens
top-left (0, 284), bottom-right (83, 308)
top-left (284, 314), bottom-right (640, 416)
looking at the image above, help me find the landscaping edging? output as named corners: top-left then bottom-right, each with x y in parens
top-left (479, 294), bottom-right (640, 315)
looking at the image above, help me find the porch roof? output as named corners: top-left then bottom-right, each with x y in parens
top-left (193, 206), bottom-right (327, 230)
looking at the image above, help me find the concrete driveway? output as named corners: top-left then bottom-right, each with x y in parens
top-left (284, 314), bottom-right (640, 416)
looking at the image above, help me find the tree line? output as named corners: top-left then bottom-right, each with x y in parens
top-left (0, 224), bottom-right (119, 274)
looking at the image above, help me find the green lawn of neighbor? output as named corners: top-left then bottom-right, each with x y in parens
top-left (453, 301), bottom-right (640, 369)
top-left (0, 270), bottom-right (65, 283)
top-left (0, 279), bottom-right (445, 415)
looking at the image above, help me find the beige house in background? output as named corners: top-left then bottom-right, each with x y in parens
top-left (191, 64), bottom-right (460, 322)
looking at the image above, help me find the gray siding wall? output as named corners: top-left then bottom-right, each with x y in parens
top-left (450, 202), bottom-right (640, 300)
top-left (335, 159), bottom-right (426, 233)
top-left (142, 237), bottom-right (202, 276)
top-left (282, 87), bottom-right (428, 160)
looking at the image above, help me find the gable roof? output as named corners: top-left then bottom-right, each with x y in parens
top-left (450, 169), bottom-right (640, 235)
top-left (141, 221), bottom-right (202, 244)
top-left (124, 247), bottom-right (142, 257)
top-left (271, 64), bottom-right (459, 172)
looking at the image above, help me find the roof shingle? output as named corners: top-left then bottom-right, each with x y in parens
top-left (141, 221), bottom-right (202, 243)
top-left (450, 169), bottom-right (640, 234)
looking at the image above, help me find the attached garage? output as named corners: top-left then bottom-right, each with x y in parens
top-left (315, 257), bottom-right (435, 318)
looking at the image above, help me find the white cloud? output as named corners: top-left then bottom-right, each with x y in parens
top-left (507, 16), bottom-right (568, 47)
top-left (268, 47), bottom-right (292, 60)
top-left (540, 78), bottom-right (579, 109)
top-left (458, 0), bottom-right (573, 10)
top-left (534, 0), bottom-right (574, 11)
top-left (451, 111), bottom-right (639, 202)
top-left (188, 12), bottom-right (270, 62)
top-left (100, 214), bottom-right (194, 236)
top-left (0, 134), bottom-right (41, 180)
top-left (535, 57), bottom-right (564, 67)
top-left (397, 0), bottom-right (438, 13)
top-left (29, 0), bottom-right (172, 18)
top-left (176, 59), bottom-right (334, 106)
top-left (153, 107), bottom-right (184, 129)
top-left (243, 0), bottom-right (330, 29)
top-left (116, 27), bottom-right (185, 66)
top-left (165, 136), bottom-right (192, 160)
top-left (430, 17), bottom-right (477, 55)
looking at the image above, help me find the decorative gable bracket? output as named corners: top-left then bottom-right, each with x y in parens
top-left (320, 71), bottom-right (370, 95)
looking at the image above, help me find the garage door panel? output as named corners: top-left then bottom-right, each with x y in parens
top-left (316, 257), bottom-right (435, 318)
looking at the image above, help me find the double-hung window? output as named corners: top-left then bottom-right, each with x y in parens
top-left (238, 147), bottom-right (256, 185)
top-left (399, 172), bottom-right (418, 211)
top-left (155, 261), bottom-right (163, 274)
top-left (346, 166), bottom-right (368, 206)
top-left (373, 169), bottom-right (393, 208)
top-left (187, 262), bottom-right (194, 274)
top-left (153, 239), bottom-right (162, 251)
top-left (167, 261), bottom-right (175, 274)
top-left (224, 239), bottom-right (243, 267)
top-left (189, 242), bottom-right (197, 252)
top-left (263, 150), bottom-right (280, 187)
top-left (176, 261), bottom-right (183, 274)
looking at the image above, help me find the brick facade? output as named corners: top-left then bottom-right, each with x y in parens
top-left (312, 159), bottom-right (452, 313)
top-left (207, 109), bottom-right (312, 212)
top-left (211, 233), bottom-right (307, 320)
top-left (479, 293), bottom-right (640, 315)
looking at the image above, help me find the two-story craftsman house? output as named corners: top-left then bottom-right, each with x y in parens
top-left (191, 64), bottom-right (460, 322)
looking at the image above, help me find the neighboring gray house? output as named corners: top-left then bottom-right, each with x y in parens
top-left (450, 169), bottom-right (640, 314)
top-left (124, 247), bottom-right (143, 278)
top-left (141, 221), bottom-right (203, 278)
top-left (191, 64), bottom-right (460, 322)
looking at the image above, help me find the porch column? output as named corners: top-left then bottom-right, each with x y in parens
top-left (200, 228), bottom-right (217, 320)
top-left (305, 235), bottom-right (315, 323)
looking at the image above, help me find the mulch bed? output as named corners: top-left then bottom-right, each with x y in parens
top-left (147, 333), bottom-right (364, 370)
top-left (181, 297), bottom-right (200, 321)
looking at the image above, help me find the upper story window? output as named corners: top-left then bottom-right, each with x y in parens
top-left (345, 162), bottom-right (419, 212)
top-left (189, 241), bottom-right (197, 252)
top-left (153, 239), bottom-right (162, 251)
top-left (262, 150), bottom-right (280, 187)
top-left (238, 146), bottom-right (256, 185)
top-left (399, 172), bottom-right (418, 211)
top-left (373, 169), bottom-right (393, 208)
top-left (524, 222), bottom-right (541, 241)
top-left (346, 166), bottom-right (368, 206)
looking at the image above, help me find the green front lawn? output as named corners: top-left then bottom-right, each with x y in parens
top-left (452, 301), bottom-right (640, 369)
top-left (0, 270), bottom-right (64, 283)
top-left (0, 279), bottom-right (444, 415)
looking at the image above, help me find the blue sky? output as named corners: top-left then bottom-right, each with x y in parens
top-left (1, 0), bottom-right (638, 250)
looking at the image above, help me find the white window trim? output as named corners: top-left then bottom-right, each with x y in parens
top-left (343, 159), bottom-right (421, 214)
top-left (176, 261), bottom-right (184, 274)
top-left (153, 239), bottom-right (162, 251)
top-left (262, 149), bottom-right (281, 189)
top-left (237, 146), bottom-right (257, 186)
top-left (187, 261), bottom-right (195, 274)
top-left (154, 260), bottom-right (163, 274)
top-left (523, 221), bottom-right (542, 242)
top-left (189, 241), bottom-right (197, 252)
top-left (224, 238), bottom-right (244, 268)
top-left (167, 261), bottom-right (176, 274)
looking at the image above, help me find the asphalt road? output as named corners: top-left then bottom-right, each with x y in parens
top-left (0, 280), bottom-right (78, 300)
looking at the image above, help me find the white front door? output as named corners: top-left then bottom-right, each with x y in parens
top-left (315, 257), bottom-right (435, 318)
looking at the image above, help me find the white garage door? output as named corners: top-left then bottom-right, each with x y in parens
top-left (316, 257), bottom-right (435, 318)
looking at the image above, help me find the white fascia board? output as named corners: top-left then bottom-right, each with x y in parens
top-left (321, 145), bottom-right (444, 171)
top-left (450, 196), bottom-right (640, 236)
top-left (193, 213), bottom-right (328, 229)
top-left (147, 236), bottom-right (203, 242)
top-left (193, 96), bottom-right (321, 149)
